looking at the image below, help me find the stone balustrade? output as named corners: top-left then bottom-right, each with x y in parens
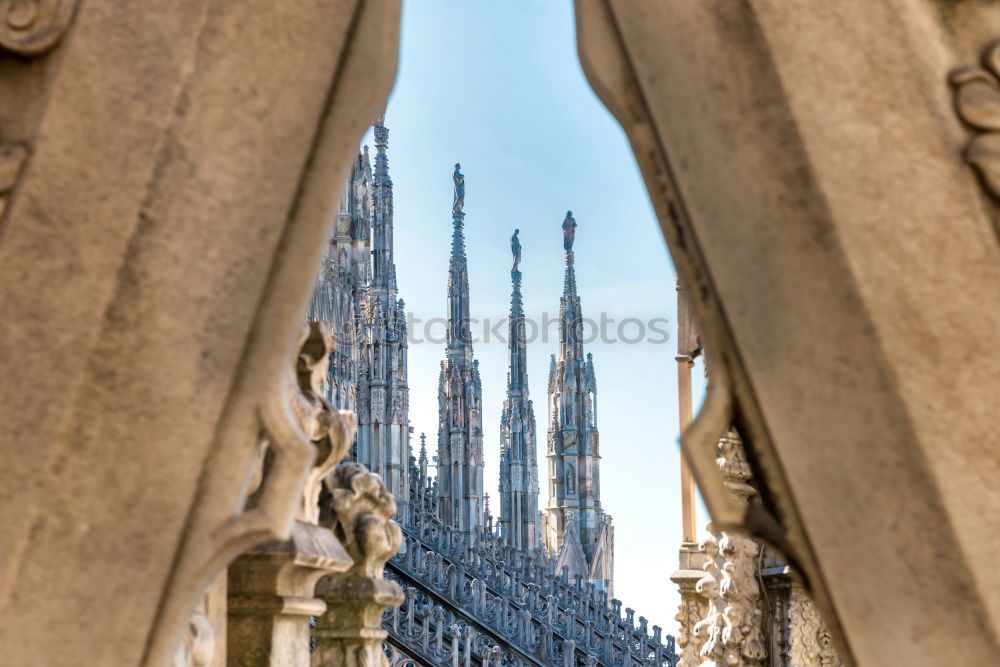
top-left (379, 471), bottom-right (678, 666)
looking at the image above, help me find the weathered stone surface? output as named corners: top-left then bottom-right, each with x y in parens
top-left (577, 1), bottom-right (1000, 664)
top-left (0, 0), bottom-right (400, 664)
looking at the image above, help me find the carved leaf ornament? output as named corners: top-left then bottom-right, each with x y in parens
top-left (950, 40), bottom-right (1000, 200)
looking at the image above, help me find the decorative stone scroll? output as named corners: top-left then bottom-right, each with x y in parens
top-left (291, 321), bottom-right (356, 524)
top-left (0, 0), bottom-right (78, 55)
top-left (950, 39), bottom-right (1000, 204)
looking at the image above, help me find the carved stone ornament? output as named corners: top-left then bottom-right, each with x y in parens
top-left (675, 584), bottom-right (706, 667)
top-left (950, 40), bottom-right (1000, 201)
top-left (0, 0), bottom-right (78, 56)
top-left (152, 320), bottom-right (354, 664)
top-left (328, 461), bottom-right (402, 578)
top-left (292, 321), bottom-right (356, 524)
top-left (313, 462), bottom-right (404, 667)
top-left (691, 430), bottom-right (767, 667)
top-left (787, 582), bottom-right (845, 667)
top-left (170, 608), bottom-right (214, 667)
top-left (170, 611), bottom-right (215, 667)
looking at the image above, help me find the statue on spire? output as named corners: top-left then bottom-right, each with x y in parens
top-left (453, 163), bottom-right (465, 213)
top-left (562, 210), bottom-right (576, 252)
top-left (511, 229), bottom-right (521, 272)
top-left (374, 111), bottom-right (388, 147)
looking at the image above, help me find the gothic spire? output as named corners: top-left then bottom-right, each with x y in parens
top-left (418, 432), bottom-right (428, 479)
top-left (559, 211), bottom-right (583, 366)
top-left (437, 162), bottom-right (484, 538)
top-left (447, 163), bottom-right (471, 353)
top-left (508, 229), bottom-right (527, 396)
top-left (371, 116), bottom-right (396, 290)
top-left (544, 211), bottom-right (613, 593)
top-left (498, 228), bottom-right (539, 550)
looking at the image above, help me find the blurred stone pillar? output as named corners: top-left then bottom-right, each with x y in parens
top-left (0, 2), bottom-right (400, 665)
top-left (228, 522), bottom-right (352, 666)
top-left (576, 2), bottom-right (1000, 663)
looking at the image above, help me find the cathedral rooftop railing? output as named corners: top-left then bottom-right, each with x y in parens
top-left (381, 468), bottom-right (678, 666)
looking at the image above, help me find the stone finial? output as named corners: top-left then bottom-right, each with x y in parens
top-left (328, 462), bottom-right (402, 578)
top-left (313, 462), bottom-right (403, 666)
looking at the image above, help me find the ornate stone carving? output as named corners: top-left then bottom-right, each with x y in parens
top-left (951, 40), bottom-right (1000, 202)
top-left (818, 627), bottom-right (842, 667)
top-left (694, 527), bottom-right (766, 667)
top-left (292, 321), bottom-right (356, 524)
top-left (787, 583), bottom-right (822, 666)
top-left (691, 430), bottom-right (766, 667)
top-left (785, 582), bottom-right (845, 667)
top-left (0, 0), bottom-right (78, 55)
top-left (328, 461), bottom-right (402, 578)
top-left (674, 582), bottom-right (706, 667)
top-left (313, 462), bottom-right (405, 667)
top-left (371, 386), bottom-right (386, 424)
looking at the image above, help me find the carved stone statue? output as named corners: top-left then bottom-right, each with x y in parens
top-left (511, 228), bottom-right (521, 271)
top-left (562, 210), bottom-right (576, 252)
top-left (453, 162), bottom-right (465, 213)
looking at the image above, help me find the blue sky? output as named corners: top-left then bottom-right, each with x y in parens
top-left (371, 0), bottom-right (707, 632)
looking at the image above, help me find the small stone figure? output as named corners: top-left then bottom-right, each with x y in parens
top-left (511, 228), bottom-right (521, 272)
top-left (562, 210), bottom-right (576, 252)
top-left (453, 163), bottom-right (465, 213)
